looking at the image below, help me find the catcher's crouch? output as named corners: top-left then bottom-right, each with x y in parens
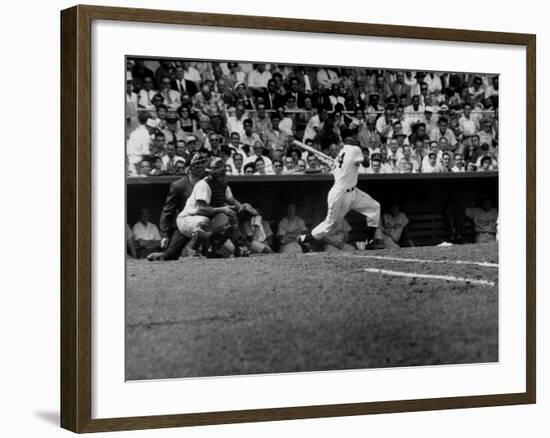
top-left (176, 157), bottom-right (257, 257)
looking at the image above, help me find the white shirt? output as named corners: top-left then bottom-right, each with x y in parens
top-left (127, 125), bottom-right (151, 165)
top-left (179, 179), bottom-right (233, 217)
top-left (226, 115), bottom-right (247, 138)
top-left (132, 221), bottom-right (161, 241)
top-left (332, 144), bottom-right (364, 191)
top-left (458, 115), bottom-right (478, 137)
top-left (159, 89), bottom-right (181, 109)
top-left (184, 67), bottom-right (201, 84)
top-left (138, 89), bottom-right (158, 109)
top-left (244, 154), bottom-right (273, 168)
top-left (247, 69), bottom-right (272, 89)
top-left (303, 114), bottom-right (322, 142)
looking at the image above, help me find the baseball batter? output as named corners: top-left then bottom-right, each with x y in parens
top-left (299, 141), bottom-right (385, 250)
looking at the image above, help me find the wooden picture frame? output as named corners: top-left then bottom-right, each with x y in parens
top-left (60, 4), bottom-right (536, 433)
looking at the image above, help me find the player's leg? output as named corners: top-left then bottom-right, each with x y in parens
top-left (350, 189), bottom-right (385, 249)
top-left (298, 189), bottom-right (351, 252)
top-left (176, 215), bottom-right (212, 257)
top-left (147, 229), bottom-right (190, 261)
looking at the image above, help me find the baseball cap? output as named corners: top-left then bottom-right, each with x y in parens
top-left (209, 157), bottom-right (225, 169)
top-left (185, 135), bottom-right (197, 143)
top-left (145, 118), bottom-right (159, 128)
top-left (425, 106), bottom-right (433, 113)
top-left (439, 104), bottom-right (450, 112)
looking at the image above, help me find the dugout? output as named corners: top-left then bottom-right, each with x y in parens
top-left (127, 172), bottom-right (498, 246)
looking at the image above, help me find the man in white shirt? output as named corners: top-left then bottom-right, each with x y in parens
top-left (465, 199), bottom-right (498, 243)
top-left (132, 207), bottom-right (162, 258)
top-left (137, 76), bottom-right (158, 110)
top-left (127, 114), bottom-right (158, 174)
top-left (226, 103), bottom-right (248, 139)
top-left (422, 151), bottom-right (442, 173)
top-left (301, 110), bottom-right (321, 143)
top-left (458, 103), bottom-right (478, 137)
top-left (247, 63), bottom-right (272, 94)
top-left (158, 76), bottom-right (181, 110)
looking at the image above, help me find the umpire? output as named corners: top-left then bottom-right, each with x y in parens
top-left (147, 154), bottom-right (206, 261)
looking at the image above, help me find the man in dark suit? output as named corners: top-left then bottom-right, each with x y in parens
top-left (284, 77), bottom-right (306, 108)
top-left (259, 79), bottom-right (286, 110)
top-left (171, 65), bottom-right (198, 98)
top-left (147, 154), bottom-right (206, 261)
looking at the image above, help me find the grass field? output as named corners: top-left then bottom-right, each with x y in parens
top-left (126, 243), bottom-right (498, 380)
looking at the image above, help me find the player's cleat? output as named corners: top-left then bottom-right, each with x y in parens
top-left (366, 238), bottom-right (385, 250)
top-left (146, 252), bottom-right (164, 262)
top-left (297, 234), bottom-right (311, 253)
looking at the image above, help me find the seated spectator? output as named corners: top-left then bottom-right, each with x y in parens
top-left (174, 160), bottom-right (187, 175)
top-left (138, 160), bottom-right (152, 177)
top-left (398, 145), bottom-right (420, 172)
top-left (158, 75), bottom-right (181, 110)
top-left (422, 151), bottom-right (442, 173)
top-left (305, 154), bottom-right (322, 173)
top-left (466, 162), bottom-right (478, 172)
top-left (465, 199), bottom-right (498, 243)
top-left (245, 141), bottom-right (273, 168)
top-left (132, 207), bottom-right (162, 258)
top-left (283, 155), bottom-right (297, 174)
top-left (430, 116), bottom-right (457, 149)
top-left (277, 204), bottom-right (308, 253)
top-left (382, 204), bottom-right (411, 249)
top-left (401, 161), bottom-right (415, 174)
top-left (241, 210), bottom-right (273, 254)
top-left (272, 159), bottom-right (284, 175)
top-left (137, 76), bottom-right (158, 110)
top-left (440, 151), bottom-right (452, 172)
top-left (149, 156), bottom-right (164, 176)
top-left (127, 113), bottom-right (158, 174)
top-left (366, 155), bottom-right (385, 174)
top-left (243, 163), bottom-right (256, 175)
top-left (295, 159), bottom-right (307, 174)
top-left (452, 153), bottom-right (466, 172)
top-left (477, 155), bottom-right (496, 171)
top-left (323, 219), bottom-right (355, 252)
top-left (254, 157), bottom-right (275, 175)
top-left (241, 118), bottom-right (262, 150)
top-left (227, 152), bottom-right (245, 175)
top-left (177, 105), bottom-right (197, 134)
top-left (226, 102), bottom-right (248, 138)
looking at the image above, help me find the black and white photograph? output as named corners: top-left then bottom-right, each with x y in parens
top-left (125, 57), bottom-right (499, 381)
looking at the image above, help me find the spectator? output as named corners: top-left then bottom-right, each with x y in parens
top-left (277, 204), bottom-right (308, 253)
top-left (430, 116), bottom-right (457, 149)
top-left (227, 152), bottom-right (245, 175)
top-left (247, 63), bottom-right (272, 95)
top-left (272, 159), bottom-right (284, 175)
top-left (452, 153), bottom-right (465, 172)
top-left (132, 207), bottom-right (162, 258)
top-left (241, 209), bottom-right (274, 254)
top-left (127, 113), bottom-right (158, 173)
top-left (243, 163), bottom-right (256, 175)
top-left (241, 119), bottom-right (262, 150)
top-left (422, 151), bottom-right (441, 173)
top-left (226, 102), bottom-right (247, 138)
top-left (323, 219), bottom-right (355, 252)
top-left (465, 199), bottom-right (498, 243)
top-left (172, 64), bottom-right (198, 96)
top-left (382, 204), bottom-right (411, 249)
top-left (159, 76), bottom-right (181, 110)
top-left (137, 76), bottom-right (158, 110)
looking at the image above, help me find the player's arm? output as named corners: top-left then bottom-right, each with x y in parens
top-left (226, 186), bottom-right (258, 215)
top-left (353, 147), bottom-right (369, 168)
top-left (194, 199), bottom-right (234, 217)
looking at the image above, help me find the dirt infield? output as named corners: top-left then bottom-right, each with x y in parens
top-left (126, 243), bottom-right (498, 380)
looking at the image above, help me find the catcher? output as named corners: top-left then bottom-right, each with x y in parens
top-left (176, 157), bottom-right (258, 257)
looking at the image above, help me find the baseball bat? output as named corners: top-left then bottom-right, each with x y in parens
top-left (292, 140), bottom-right (335, 165)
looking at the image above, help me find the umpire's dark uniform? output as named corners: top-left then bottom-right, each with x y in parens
top-left (159, 176), bottom-right (196, 260)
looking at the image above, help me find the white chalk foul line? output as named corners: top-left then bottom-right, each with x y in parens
top-left (363, 268), bottom-right (496, 287)
top-left (339, 253), bottom-right (498, 268)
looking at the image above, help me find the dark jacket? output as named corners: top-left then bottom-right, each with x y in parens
top-left (159, 176), bottom-right (195, 238)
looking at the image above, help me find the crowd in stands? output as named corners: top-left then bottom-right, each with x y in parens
top-left (126, 58), bottom-right (499, 177)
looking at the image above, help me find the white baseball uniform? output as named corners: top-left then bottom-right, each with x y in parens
top-left (312, 144), bottom-right (381, 240)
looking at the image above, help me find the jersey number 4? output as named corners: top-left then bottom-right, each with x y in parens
top-left (337, 152), bottom-right (345, 169)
